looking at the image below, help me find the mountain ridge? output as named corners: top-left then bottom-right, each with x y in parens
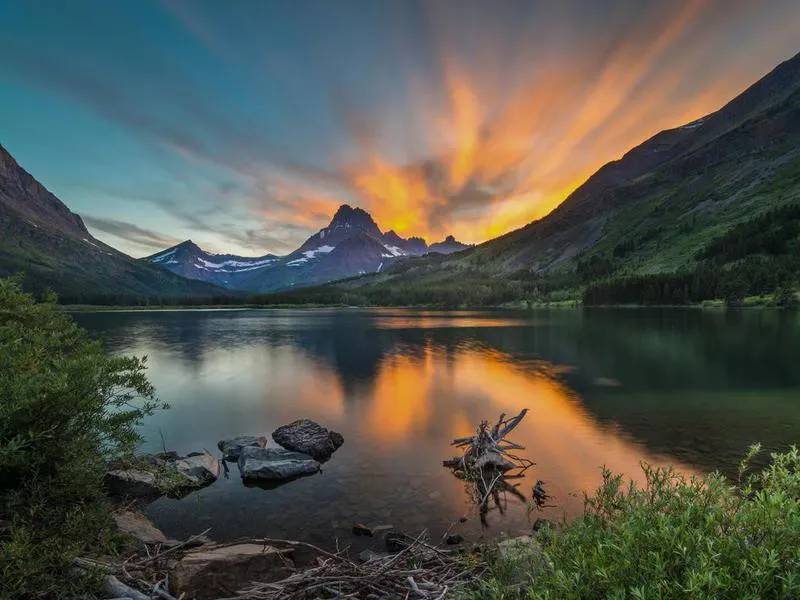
top-left (0, 144), bottom-right (230, 301)
top-left (146, 204), bottom-right (472, 292)
top-left (272, 49), bottom-right (800, 306)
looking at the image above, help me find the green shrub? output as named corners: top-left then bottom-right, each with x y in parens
top-left (0, 278), bottom-right (163, 598)
top-left (469, 445), bottom-right (800, 599)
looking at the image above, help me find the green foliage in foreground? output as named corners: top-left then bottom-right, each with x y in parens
top-left (469, 445), bottom-right (800, 599)
top-left (0, 278), bottom-right (163, 599)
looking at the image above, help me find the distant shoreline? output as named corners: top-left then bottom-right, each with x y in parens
top-left (59, 300), bottom-right (794, 312)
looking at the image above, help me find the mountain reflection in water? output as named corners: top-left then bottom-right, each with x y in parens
top-left (72, 308), bottom-right (800, 543)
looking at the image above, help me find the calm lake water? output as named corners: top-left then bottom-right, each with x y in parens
top-left (73, 308), bottom-right (800, 547)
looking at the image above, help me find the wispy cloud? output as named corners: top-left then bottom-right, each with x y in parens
top-left (3, 0), bottom-right (799, 250)
top-left (82, 215), bottom-right (182, 254)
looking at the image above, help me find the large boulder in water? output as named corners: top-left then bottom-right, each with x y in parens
top-left (217, 435), bottom-right (268, 461)
top-left (237, 446), bottom-right (320, 480)
top-left (271, 419), bottom-right (344, 461)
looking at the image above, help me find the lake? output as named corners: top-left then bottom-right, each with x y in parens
top-left (73, 308), bottom-right (800, 547)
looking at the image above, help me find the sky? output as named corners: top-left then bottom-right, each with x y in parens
top-left (1, 1), bottom-right (799, 257)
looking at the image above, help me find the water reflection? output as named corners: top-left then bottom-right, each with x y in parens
top-left (72, 308), bottom-right (800, 543)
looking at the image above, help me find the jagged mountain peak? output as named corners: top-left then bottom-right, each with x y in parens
top-left (382, 229), bottom-right (403, 243)
top-left (326, 203), bottom-right (381, 237)
top-left (176, 239), bottom-right (201, 252)
top-left (428, 234), bottom-right (471, 255)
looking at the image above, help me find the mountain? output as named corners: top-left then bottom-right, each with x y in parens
top-left (274, 50), bottom-right (800, 306)
top-left (457, 50), bottom-right (800, 277)
top-left (146, 241), bottom-right (278, 290)
top-left (382, 230), bottom-right (428, 255)
top-left (0, 144), bottom-right (228, 301)
top-left (428, 235), bottom-right (471, 255)
top-left (147, 203), bottom-right (471, 292)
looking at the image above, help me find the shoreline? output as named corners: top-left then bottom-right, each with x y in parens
top-left (59, 301), bottom-right (795, 312)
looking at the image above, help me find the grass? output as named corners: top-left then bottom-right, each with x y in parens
top-left (465, 445), bottom-right (800, 599)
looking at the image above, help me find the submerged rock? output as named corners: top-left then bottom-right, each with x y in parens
top-left (272, 419), bottom-right (344, 461)
top-left (217, 435), bottom-right (268, 461)
top-left (103, 469), bottom-right (161, 498)
top-left (237, 446), bottom-right (320, 480)
top-left (446, 533), bottom-right (464, 545)
top-left (170, 543), bottom-right (294, 600)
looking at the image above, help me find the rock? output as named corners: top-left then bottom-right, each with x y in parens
top-left (174, 452), bottom-right (220, 488)
top-left (352, 523), bottom-right (373, 537)
top-left (143, 452), bottom-right (174, 468)
top-left (170, 543), bottom-right (293, 600)
top-left (357, 549), bottom-right (388, 563)
top-left (445, 533), bottom-right (464, 545)
top-left (474, 452), bottom-right (516, 471)
top-left (271, 419), bottom-right (344, 461)
top-left (183, 534), bottom-right (215, 549)
top-left (154, 450), bottom-right (179, 461)
top-left (217, 435), bottom-right (268, 461)
top-left (237, 446), bottom-right (320, 480)
top-left (112, 511), bottom-right (174, 546)
top-left (103, 469), bottom-right (161, 498)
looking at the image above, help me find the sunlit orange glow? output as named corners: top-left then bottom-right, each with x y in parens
top-left (359, 344), bottom-right (696, 507)
top-left (164, 1), bottom-right (800, 250)
top-left (363, 353), bottom-right (435, 440)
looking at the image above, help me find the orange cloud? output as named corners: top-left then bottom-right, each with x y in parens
top-left (170, 2), bottom-right (800, 249)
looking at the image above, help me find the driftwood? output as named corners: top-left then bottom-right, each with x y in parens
top-left (79, 527), bottom-right (481, 600)
top-left (444, 409), bottom-right (534, 525)
top-left (102, 575), bottom-right (152, 600)
top-left (223, 530), bottom-right (484, 599)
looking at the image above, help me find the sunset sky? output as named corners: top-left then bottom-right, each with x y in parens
top-left (1, 0), bottom-right (799, 257)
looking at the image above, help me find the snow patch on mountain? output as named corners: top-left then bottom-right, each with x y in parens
top-left (382, 244), bottom-right (404, 257)
top-left (682, 117), bottom-right (706, 130)
top-left (151, 248), bottom-right (177, 263)
top-left (302, 245), bottom-right (335, 259)
top-left (196, 256), bottom-right (276, 270)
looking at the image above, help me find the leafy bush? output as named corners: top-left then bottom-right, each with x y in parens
top-left (469, 445), bottom-right (800, 599)
top-left (0, 278), bottom-right (163, 598)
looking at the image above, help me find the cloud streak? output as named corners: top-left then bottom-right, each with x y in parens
top-left (2, 0), bottom-right (800, 251)
top-left (82, 215), bottom-right (182, 253)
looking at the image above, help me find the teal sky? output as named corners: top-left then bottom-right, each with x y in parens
top-left (1, 1), bottom-right (799, 257)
